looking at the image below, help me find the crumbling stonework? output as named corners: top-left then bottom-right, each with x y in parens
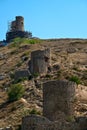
top-left (6, 16), bottom-right (32, 42)
top-left (22, 115), bottom-right (87, 130)
top-left (21, 114), bottom-right (87, 130)
top-left (21, 80), bottom-right (87, 130)
top-left (22, 115), bottom-right (66, 130)
top-left (43, 80), bottom-right (76, 121)
top-left (21, 115), bottom-right (51, 130)
top-left (14, 69), bottom-right (31, 80)
top-left (29, 48), bottom-right (51, 75)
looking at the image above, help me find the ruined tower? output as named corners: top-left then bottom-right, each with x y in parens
top-left (43, 80), bottom-right (76, 121)
top-left (11, 16), bottom-right (24, 32)
top-left (29, 48), bottom-right (51, 75)
top-left (15, 16), bottom-right (24, 31)
top-left (6, 16), bottom-right (32, 42)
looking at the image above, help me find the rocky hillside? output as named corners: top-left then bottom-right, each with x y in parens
top-left (0, 38), bottom-right (87, 129)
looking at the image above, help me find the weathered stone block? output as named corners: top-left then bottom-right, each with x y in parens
top-left (21, 115), bottom-right (51, 130)
top-left (29, 48), bottom-right (51, 75)
top-left (14, 69), bottom-right (31, 80)
top-left (43, 80), bottom-right (76, 121)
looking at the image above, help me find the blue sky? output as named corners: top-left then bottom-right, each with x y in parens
top-left (0, 0), bottom-right (87, 40)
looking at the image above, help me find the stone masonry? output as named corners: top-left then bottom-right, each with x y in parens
top-left (43, 80), bottom-right (76, 121)
top-left (14, 69), bottom-right (31, 80)
top-left (6, 16), bottom-right (32, 42)
top-left (21, 114), bottom-right (87, 130)
top-left (29, 48), bottom-right (51, 75)
top-left (21, 80), bottom-right (87, 130)
top-left (22, 115), bottom-right (52, 130)
top-left (22, 114), bottom-right (70, 130)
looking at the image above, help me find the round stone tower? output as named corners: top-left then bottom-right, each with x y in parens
top-left (29, 48), bottom-right (51, 75)
top-left (16, 16), bottom-right (24, 31)
top-left (43, 80), bottom-right (76, 121)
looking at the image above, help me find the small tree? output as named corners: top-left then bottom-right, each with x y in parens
top-left (8, 84), bottom-right (24, 102)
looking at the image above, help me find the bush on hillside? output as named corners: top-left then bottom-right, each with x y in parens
top-left (69, 75), bottom-right (81, 85)
top-left (8, 84), bottom-right (25, 102)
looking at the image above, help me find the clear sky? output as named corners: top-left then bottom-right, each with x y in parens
top-left (0, 0), bottom-right (87, 40)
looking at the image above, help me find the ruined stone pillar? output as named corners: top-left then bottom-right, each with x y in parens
top-left (43, 80), bottom-right (76, 121)
top-left (21, 115), bottom-right (51, 130)
top-left (29, 48), bottom-right (51, 75)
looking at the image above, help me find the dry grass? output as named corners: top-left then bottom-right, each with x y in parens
top-left (0, 38), bottom-right (87, 128)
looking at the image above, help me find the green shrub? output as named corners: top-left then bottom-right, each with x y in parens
top-left (8, 84), bottom-right (25, 102)
top-left (69, 76), bottom-right (81, 85)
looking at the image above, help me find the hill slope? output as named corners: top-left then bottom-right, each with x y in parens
top-left (0, 38), bottom-right (87, 129)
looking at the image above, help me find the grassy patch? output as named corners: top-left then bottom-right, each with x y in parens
top-left (69, 75), bottom-right (81, 85)
top-left (8, 37), bottom-right (41, 48)
top-left (22, 108), bottom-right (41, 116)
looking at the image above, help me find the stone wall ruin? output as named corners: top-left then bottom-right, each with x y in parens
top-left (29, 48), bottom-right (51, 75)
top-left (43, 80), bottom-right (76, 121)
top-left (22, 80), bottom-right (83, 130)
top-left (22, 115), bottom-right (52, 130)
top-left (14, 69), bottom-right (31, 80)
top-left (6, 16), bottom-right (32, 42)
top-left (22, 114), bottom-right (87, 130)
